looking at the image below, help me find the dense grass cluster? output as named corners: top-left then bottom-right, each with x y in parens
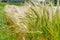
top-left (0, 2), bottom-right (60, 40)
top-left (19, 3), bottom-right (60, 40)
top-left (0, 3), bottom-right (16, 40)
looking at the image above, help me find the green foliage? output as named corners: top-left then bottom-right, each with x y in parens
top-left (19, 3), bottom-right (60, 40)
top-left (0, 1), bottom-right (60, 40)
top-left (0, 3), bottom-right (16, 40)
top-left (52, 0), bottom-right (57, 6)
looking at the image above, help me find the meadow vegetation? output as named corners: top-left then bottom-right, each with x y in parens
top-left (0, 1), bottom-right (60, 40)
top-left (0, 2), bottom-right (17, 40)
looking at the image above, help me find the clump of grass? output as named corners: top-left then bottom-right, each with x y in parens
top-left (5, 1), bottom-right (60, 40)
top-left (19, 2), bottom-right (60, 40)
top-left (0, 2), bottom-right (16, 40)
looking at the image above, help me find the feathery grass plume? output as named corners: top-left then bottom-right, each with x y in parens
top-left (19, 2), bottom-right (60, 40)
top-left (4, 1), bottom-right (60, 40)
top-left (5, 5), bottom-right (29, 40)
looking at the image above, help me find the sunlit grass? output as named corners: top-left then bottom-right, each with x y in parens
top-left (0, 2), bottom-right (16, 40)
top-left (2, 1), bottom-right (60, 40)
top-left (18, 2), bottom-right (60, 40)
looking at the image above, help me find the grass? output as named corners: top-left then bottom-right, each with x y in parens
top-left (7, 2), bottom-right (24, 6)
top-left (18, 2), bottom-right (60, 40)
top-left (0, 1), bottom-right (25, 6)
top-left (0, 2), bottom-right (17, 40)
top-left (0, 1), bottom-right (60, 40)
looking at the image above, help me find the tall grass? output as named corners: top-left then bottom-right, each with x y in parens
top-left (18, 2), bottom-right (60, 40)
top-left (5, 2), bottom-right (60, 40)
top-left (0, 2), bottom-right (16, 40)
